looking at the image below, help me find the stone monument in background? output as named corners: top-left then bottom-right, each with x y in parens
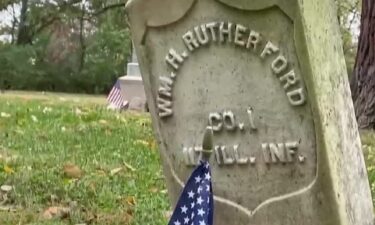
top-left (118, 45), bottom-right (147, 111)
top-left (126, 0), bottom-right (374, 224)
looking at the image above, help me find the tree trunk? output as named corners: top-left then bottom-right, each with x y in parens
top-left (16, 0), bottom-right (31, 45)
top-left (78, 3), bottom-right (86, 72)
top-left (351, 0), bottom-right (375, 129)
top-left (10, 3), bottom-right (16, 44)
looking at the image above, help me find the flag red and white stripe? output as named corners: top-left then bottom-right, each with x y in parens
top-left (107, 80), bottom-right (126, 109)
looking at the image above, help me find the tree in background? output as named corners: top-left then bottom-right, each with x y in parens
top-left (0, 0), bottom-right (367, 99)
top-left (0, 0), bottom-right (131, 94)
top-left (336, 0), bottom-right (361, 75)
top-left (351, 0), bottom-right (375, 129)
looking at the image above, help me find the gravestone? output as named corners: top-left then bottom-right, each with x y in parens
top-left (126, 0), bottom-right (374, 224)
top-left (118, 45), bottom-right (147, 111)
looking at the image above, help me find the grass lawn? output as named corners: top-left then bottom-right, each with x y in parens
top-left (0, 92), bottom-right (170, 225)
top-left (0, 92), bottom-right (375, 225)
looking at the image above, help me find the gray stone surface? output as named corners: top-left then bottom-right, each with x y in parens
top-left (131, 44), bottom-right (138, 63)
top-left (126, 62), bottom-right (141, 77)
top-left (126, 0), bottom-right (374, 224)
top-left (118, 44), bottom-right (147, 111)
top-left (118, 75), bottom-right (146, 106)
top-left (128, 97), bottom-right (147, 111)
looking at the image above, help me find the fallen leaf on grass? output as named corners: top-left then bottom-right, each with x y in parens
top-left (0, 205), bottom-right (18, 212)
top-left (133, 139), bottom-right (149, 147)
top-left (42, 107), bottom-right (52, 114)
top-left (134, 139), bottom-right (157, 150)
top-left (164, 210), bottom-right (173, 220)
top-left (126, 196), bottom-right (136, 206)
top-left (63, 163), bottom-right (83, 179)
top-left (31, 115), bottom-right (38, 122)
top-left (99, 120), bottom-right (108, 125)
top-left (42, 206), bottom-right (70, 220)
top-left (95, 168), bottom-right (107, 176)
top-left (123, 162), bottom-right (136, 172)
top-left (15, 129), bottom-right (25, 135)
top-left (3, 165), bottom-right (15, 174)
top-left (94, 210), bottom-right (134, 224)
top-left (149, 139), bottom-right (157, 150)
top-left (0, 185), bottom-right (13, 192)
top-left (0, 112), bottom-right (11, 118)
top-left (148, 187), bottom-right (159, 193)
top-left (75, 108), bottom-right (83, 115)
top-left (0, 152), bottom-right (18, 164)
top-left (110, 167), bottom-right (123, 176)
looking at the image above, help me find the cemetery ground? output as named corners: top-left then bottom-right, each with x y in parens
top-left (0, 92), bottom-right (169, 225)
top-left (0, 92), bottom-right (374, 225)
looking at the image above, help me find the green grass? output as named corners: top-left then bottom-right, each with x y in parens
top-left (0, 94), bottom-right (170, 225)
top-left (0, 91), bottom-right (107, 105)
top-left (362, 130), bottom-right (375, 206)
top-left (1, 92), bottom-right (375, 224)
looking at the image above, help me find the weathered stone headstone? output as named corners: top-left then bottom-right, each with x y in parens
top-left (127, 45), bottom-right (141, 76)
top-left (118, 45), bottom-right (147, 111)
top-left (126, 0), bottom-right (374, 224)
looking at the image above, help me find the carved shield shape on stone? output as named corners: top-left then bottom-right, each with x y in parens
top-left (126, 0), bottom-right (374, 224)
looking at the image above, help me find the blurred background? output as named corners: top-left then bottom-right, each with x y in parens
top-left (0, 0), bottom-right (131, 94)
top-left (1, 1), bottom-right (374, 225)
top-left (0, 0), bottom-right (361, 94)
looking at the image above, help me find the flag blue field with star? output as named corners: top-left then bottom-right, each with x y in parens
top-left (168, 161), bottom-right (214, 225)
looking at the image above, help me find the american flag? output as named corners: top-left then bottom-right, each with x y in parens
top-left (107, 80), bottom-right (127, 109)
top-left (168, 161), bottom-right (214, 225)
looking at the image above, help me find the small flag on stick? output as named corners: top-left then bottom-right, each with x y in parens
top-left (107, 80), bottom-right (127, 109)
top-left (168, 161), bottom-right (214, 225)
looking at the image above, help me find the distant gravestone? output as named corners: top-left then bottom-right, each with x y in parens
top-left (126, 0), bottom-right (374, 224)
top-left (118, 45), bottom-right (147, 111)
